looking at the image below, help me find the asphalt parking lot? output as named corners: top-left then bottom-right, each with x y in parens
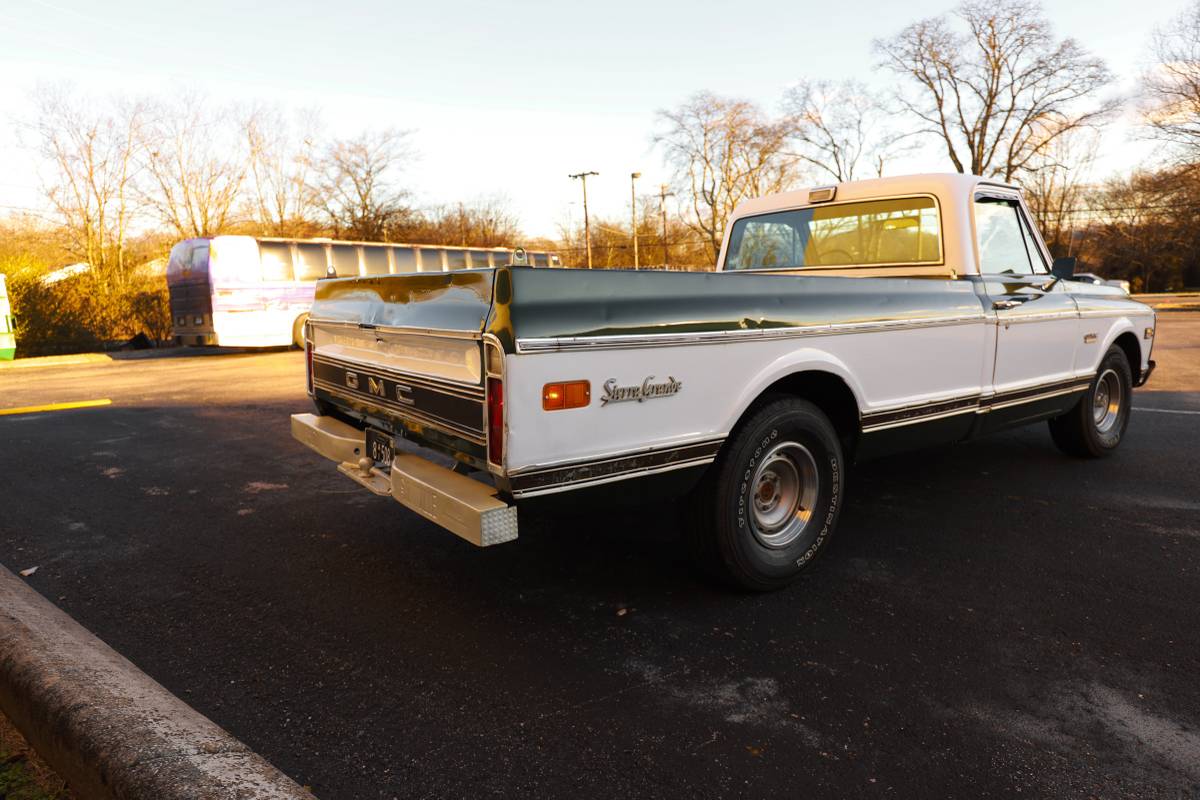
top-left (2, 314), bottom-right (1198, 799)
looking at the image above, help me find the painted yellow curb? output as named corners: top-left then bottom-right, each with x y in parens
top-left (0, 399), bottom-right (113, 416)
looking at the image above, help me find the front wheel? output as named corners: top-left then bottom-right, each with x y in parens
top-left (687, 397), bottom-right (845, 591)
top-left (1048, 345), bottom-right (1133, 458)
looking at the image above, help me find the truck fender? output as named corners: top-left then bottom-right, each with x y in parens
top-left (1094, 317), bottom-right (1143, 374)
top-left (720, 346), bottom-right (867, 435)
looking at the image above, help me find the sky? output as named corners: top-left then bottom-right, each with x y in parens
top-left (0, 0), bottom-right (1186, 239)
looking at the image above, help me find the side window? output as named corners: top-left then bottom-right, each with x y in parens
top-left (419, 249), bottom-right (445, 271)
top-left (392, 247), bottom-right (417, 273)
top-left (974, 198), bottom-right (1033, 275)
top-left (361, 246), bottom-right (391, 275)
top-left (190, 243), bottom-right (210, 272)
top-left (294, 243), bottom-right (328, 281)
top-left (259, 242), bottom-right (294, 282)
top-left (1019, 213), bottom-right (1049, 274)
top-left (444, 249), bottom-right (468, 270)
top-left (330, 244), bottom-right (361, 276)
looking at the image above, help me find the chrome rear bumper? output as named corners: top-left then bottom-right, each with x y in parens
top-left (290, 413), bottom-right (518, 547)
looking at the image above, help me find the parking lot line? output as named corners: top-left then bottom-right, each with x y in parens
top-left (0, 399), bottom-right (112, 416)
top-left (1135, 407), bottom-right (1200, 415)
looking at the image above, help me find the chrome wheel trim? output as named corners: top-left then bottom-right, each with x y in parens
top-left (749, 441), bottom-right (820, 549)
top-left (1093, 368), bottom-right (1123, 434)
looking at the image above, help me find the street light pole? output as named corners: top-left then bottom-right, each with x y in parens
top-left (659, 184), bottom-right (675, 267)
top-left (630, 171), bottom-right (641, 269)
top-left (569, 171), bottom-right (599, 268)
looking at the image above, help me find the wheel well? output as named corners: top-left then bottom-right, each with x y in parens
top-left (1112, 331), bottom-right (1141, 375)
top-left (750, 371), bottom-right (861, 458)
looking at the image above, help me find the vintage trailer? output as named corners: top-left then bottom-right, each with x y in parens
top-left (290, 174), bottom-right (1156, 590)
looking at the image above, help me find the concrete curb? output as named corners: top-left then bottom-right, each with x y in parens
top-left (0, 565), bottom-right (316, 799)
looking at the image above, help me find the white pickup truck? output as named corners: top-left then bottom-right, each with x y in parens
top-left (291, 174), bottom-right (1156, 590)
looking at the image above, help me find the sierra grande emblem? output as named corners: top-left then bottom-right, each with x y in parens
top-left (600, 376), bottom-right (682, 406)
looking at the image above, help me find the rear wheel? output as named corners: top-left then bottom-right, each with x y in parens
top-left (1048, 345), bottom-right (1133, 458)
top-left (687, 397), bottom-right (844, 591)
top-left (292, 314), bottom-right (308, 349)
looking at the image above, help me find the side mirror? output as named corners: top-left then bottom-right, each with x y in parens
top-left (1051, 257), bottom-right (1076, 280)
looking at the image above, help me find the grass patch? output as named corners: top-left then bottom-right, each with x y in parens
top-left (0, 715), bottom-right (72, 800)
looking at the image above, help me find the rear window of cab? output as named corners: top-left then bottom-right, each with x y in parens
top-left (724, 196), bottom-right (941, 271)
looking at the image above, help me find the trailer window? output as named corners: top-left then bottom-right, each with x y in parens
top-left (392, 247), bottom-right (417, 272)
top-left (294, 243), bottom-right (328, 281)
top-left (361, 246), bottom-right (391, 275)
top-left (445, 249), bottom-right (468, 270)
top-left (418, 249), bottom-right (444, 271)
top-left (330, 244), bottom-right (361, 277)
top-left (724, 196), bottom-right (941, 271)
top-left (259, 242), bottom-right (294, 282)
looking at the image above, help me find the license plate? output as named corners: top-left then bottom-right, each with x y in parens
top-left (364, 427), bottom-right (394, 466)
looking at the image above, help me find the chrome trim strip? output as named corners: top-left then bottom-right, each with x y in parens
top-left (862, 404), bottom-right (979, 432)
top-left (993, 311), bottom-right (1080, 324)
top-left (983, 383), bottom-right (1091, 412)
top-left (860, 375), bottom-right (1094, 432)
top-left (308, 318), bottom-right (483, 340)
top-left (516, 314), bottom-right (985, 353)
top-left (508, 437), bottom-right (726, 496)
top-left (314, 353), bottom-right (485, 398)
top-left (512, 456), bottom-right (717, 498)
top-left (508, 436), bottom-right (728, 477)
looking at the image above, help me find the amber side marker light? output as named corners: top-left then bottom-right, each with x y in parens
top-left (543, 380), bottom-right (590, 410)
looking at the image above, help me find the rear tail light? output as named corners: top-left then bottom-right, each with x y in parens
top-left (487, 377), bottom-right (504, 465)
top-left (542, 380), bottom-right (590, 410)
top-left (305, 340), bottom-right (314, 395)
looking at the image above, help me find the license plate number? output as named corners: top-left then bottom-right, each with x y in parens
top-left (365, 428), bottom-right (394, 465)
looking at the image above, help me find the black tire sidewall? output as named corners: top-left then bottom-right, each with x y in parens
top-left (713, 400), bottom-right (843, 587)
top-left (1083, 347), bottom-right (1133, 452)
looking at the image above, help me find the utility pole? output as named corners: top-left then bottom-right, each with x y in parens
top-left (630, 172), bottom-right (641, 269)
top-left (659, 184), bottom-right (675, 267)
top-left (569, 171), bottom-right (599, 268)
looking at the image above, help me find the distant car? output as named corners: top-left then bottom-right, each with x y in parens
top-left (1072, 272), bottom-right (1131, 294)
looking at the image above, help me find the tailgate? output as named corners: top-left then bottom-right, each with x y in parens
top-left (307, 271), bottom-right (498, 446)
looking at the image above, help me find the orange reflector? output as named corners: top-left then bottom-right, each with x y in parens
top-left (542, 380), bottom-right (590, 410)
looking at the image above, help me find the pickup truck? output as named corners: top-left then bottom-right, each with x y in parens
top-left (291, 173), bottom-right (1156, 590)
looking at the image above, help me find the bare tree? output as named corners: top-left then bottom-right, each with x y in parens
top-left (1142, 2), bottom-right (1200, 159)
top-left (398, 196), bottom-right (522, 246)
top-left (876, 0), bottom-right (1114, 181)
top-left (655, 92), bottom-right (796, 260)
top-left (1019, 129), bottom-right (1099, 256)
top-left (309, 128), bottom-right (414, 241)
top-left (31, 86), bottom-right (147, 280)
top-left (139, 92), bottom-right (247, 238)
top-left (245, 105), bottom-right (322, 236)
top-left (781, 79), bottom-right (908, 181)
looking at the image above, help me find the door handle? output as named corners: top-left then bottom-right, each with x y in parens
top-left (992, 298), bottom-right (1030, 310)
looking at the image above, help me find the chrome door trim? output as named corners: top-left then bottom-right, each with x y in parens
top-left (516, 314), bottom-right (985, 353)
